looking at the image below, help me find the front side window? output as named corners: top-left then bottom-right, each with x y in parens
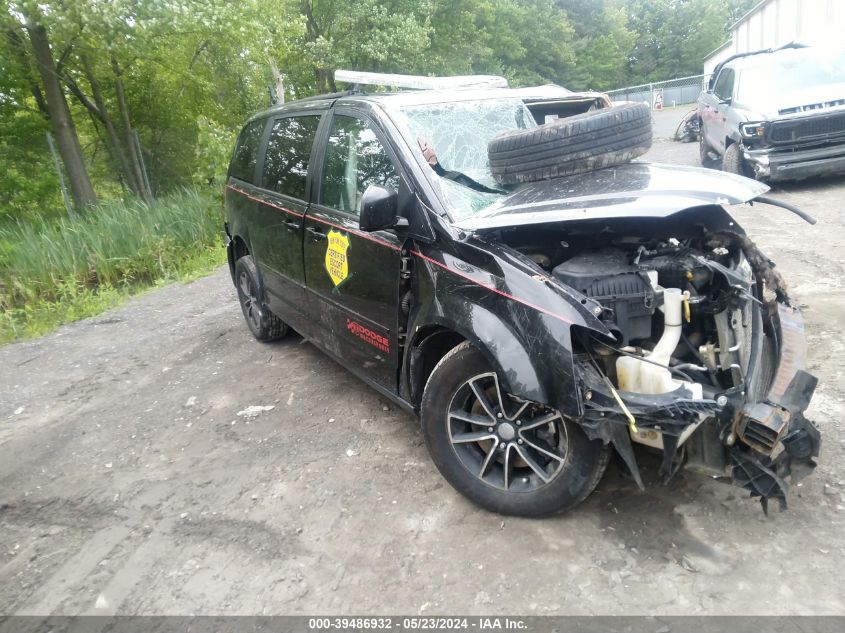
top-left (713, 69), bottom-right (735, 101)
top-left (263, 115), bottom-right (321, 199)
top-left (229, 119), bottom-right (265, 183)
top-left (321, 115), bottom-right (400, 215)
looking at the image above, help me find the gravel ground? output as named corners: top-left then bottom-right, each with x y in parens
top-left (1, 139), bottom-right (844, 616)
top-left (650, 107), bottom-right (694, 141)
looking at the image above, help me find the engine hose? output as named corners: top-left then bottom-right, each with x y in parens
top-left (754, 196), bottom-right (817, 225)
top-left (400, 291), bottom-right (412, 315)
top-left (681, 332), bottom-right (720, 387)
top-left (591, 338), bottom-right (694, 383)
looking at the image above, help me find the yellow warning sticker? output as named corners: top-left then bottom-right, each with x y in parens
top-left (325, 229), bottom-right (351, 288)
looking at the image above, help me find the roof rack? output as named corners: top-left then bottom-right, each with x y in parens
top-left (334, 70), bottom-right (509, 91)
top-left (294, 89), bottom-right (360, 104)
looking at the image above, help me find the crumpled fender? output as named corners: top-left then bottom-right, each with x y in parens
top-left (224, 209), bottom-right (254, 278)
top-left (407, 244), bottom-right (609, 419)
top-left (419, 302), bottom-right (549, 406)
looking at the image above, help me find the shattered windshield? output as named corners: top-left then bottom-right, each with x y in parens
top-left (391, 98), bottom-right (535, 220)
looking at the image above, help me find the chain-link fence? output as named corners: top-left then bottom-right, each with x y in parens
top-left (606, 73), bottom-right (711, 109)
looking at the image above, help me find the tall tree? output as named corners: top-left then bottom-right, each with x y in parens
top-left (623, 0), bottom-right (762, 84)
top-left (425, 0), bottom-right (578, 87)
top-left (7, 3), bottom-right (97, 209)
top-left (559, 0), bottom-right (636, 90)
top-left (295, 0), bottom-right (432, 93)
top-left (0, 0), bottom-right (769, 221)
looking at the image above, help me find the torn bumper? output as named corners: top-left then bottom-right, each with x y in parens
top-left (575, 304), bottom-right (821, 511)
top-left (731, 411), bottom-right (820, 513)
top-left (744, 142), bottom-right (845, 181)
top-left (730, 305), bottom-right (821, 511)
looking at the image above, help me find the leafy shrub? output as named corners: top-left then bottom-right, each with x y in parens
top-left (0, 189), bottom-right (225, 342)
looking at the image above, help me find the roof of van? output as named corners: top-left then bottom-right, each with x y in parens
top-left (248, 84), bottom-right (605, 122)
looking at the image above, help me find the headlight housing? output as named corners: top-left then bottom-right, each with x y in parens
top-left (740, 122), bottom-right (767, 138)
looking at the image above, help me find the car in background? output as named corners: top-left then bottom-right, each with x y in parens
top-left (510, 83), bottom-right (611, 124)
top-left (699, 44), bottom-right (845, 181)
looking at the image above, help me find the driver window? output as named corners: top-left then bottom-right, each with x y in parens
top-left (321, 115), bottom-right (400, 215)
top-left (713, 69), bottom-right (735, 101)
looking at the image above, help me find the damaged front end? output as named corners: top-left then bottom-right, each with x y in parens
top-left (570, 228), bottom-right (821, 513)
top-left (455, 164), bottom-right (821, 512)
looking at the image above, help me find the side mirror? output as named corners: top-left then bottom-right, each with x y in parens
top-left (359, 184), bottom-right (405, 232)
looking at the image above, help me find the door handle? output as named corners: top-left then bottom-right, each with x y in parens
top-left (283, 219), bottom-right (299, 232)
top-left (306, 226), bottom-right (327, 241)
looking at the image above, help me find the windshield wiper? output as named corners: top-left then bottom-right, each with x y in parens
top-left (417, 136), bottom-right (505, 195)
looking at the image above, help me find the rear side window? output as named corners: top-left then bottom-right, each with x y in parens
top-left (229, 119), bottom-right (265, 183)
top-left (263, 115), bottom-right (321, 199)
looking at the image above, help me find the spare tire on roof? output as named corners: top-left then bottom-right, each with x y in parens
top-left (488, 102), bottom-right (652, 184)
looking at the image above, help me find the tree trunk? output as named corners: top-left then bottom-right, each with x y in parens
top-left (79, 55), bottom-right (143, 197)
top-left (269, 59), bottom-right (285, 104)
top-left (111, 56), bottom-right (152, 202)
top-left (300, 1), bottom-right (336, 94)
top-left (4, 27), bottom-right (50, 120)
top-left (25, 18), bottom-right (97, 209)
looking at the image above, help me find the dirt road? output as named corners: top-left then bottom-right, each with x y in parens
top-left (2, 140), bottom-right (844, 616)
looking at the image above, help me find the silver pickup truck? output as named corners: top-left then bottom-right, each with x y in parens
top-left (699, 44), bottom-right (845, 181)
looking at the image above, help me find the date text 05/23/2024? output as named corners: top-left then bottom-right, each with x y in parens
top-left (308, 617), bottom-right (527, 630)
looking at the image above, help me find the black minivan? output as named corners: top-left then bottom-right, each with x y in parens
top-left (225, 74), bottom-right (820, 516)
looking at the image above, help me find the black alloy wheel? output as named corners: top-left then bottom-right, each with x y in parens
top-left (446, 370), bottom-right (568, 492)
top-left (421, 342), bottom-right (610, 517)
top-left (234, 255), bottom-right (288, 342)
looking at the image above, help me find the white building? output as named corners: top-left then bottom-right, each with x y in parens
top-left (703, 0), bottom-right (845, 75)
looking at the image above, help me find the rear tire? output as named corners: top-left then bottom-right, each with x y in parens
top-left (234, 255), bottom-right (288, 342)
top-left (420, 342), bottom-right (610, 517)
top-left (488, 102), bottom-right (652, 185)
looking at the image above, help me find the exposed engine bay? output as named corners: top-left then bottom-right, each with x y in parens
top-left (548, 237), bottom-right (758, 396)
top-left (490, 211), bottom-right (821, 512)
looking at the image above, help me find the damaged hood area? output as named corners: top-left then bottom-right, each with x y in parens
top-left (454, 162), bottom-right (769, 231)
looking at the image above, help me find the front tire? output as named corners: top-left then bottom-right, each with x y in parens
top-left (420, 342), bottom-right (610, 517)
top-left (722, 142), bottom-right (751, 177)
top-left (234, 255), bottom-right (288, 342)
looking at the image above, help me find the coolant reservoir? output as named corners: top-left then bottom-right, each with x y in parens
top-left (616, 353), bottom-right (643, 392)
top-left (616, 288), bottom-right (702, 398)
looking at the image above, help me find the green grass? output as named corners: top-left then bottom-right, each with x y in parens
top-left (0, 189), bottom-right (226, 344)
